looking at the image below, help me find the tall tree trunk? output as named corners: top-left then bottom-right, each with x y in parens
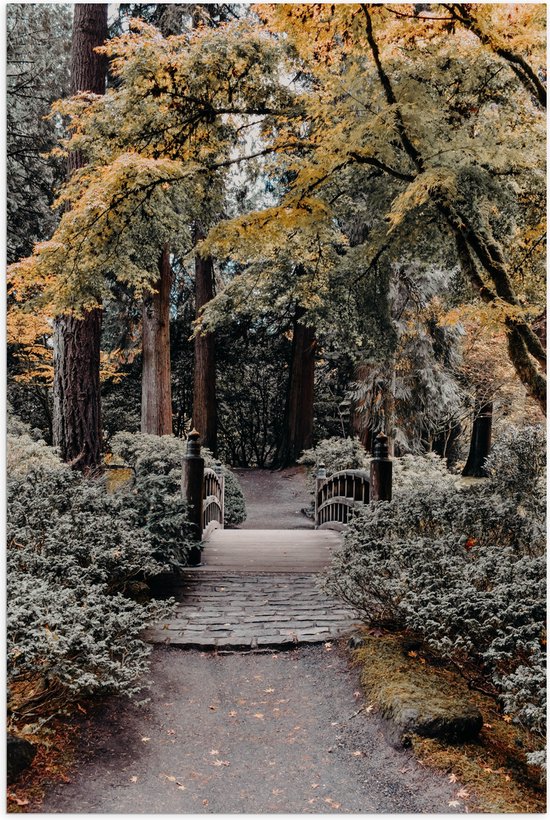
top-left (193, 245), bottom-right (217, 452)
top-left (141, 247), bottom-right (173, 435)
top-left (52, 4), bottom-right (107, 472)
top-left (462, 400), bottom-right (493, 477)
top-left (276, 307), bottom-right (316, 466)
top-left (53, 309), bottom-right (102, 469)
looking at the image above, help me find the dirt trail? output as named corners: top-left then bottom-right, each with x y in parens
top-left (234, 466), bottom-right (314, 529)
top-left (38, 470), bottom-right (467, 813)
top-left (40, 646), bottom-right (464, 814)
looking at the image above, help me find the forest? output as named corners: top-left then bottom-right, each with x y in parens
top-left (6, 1), bottom-right (546, 806)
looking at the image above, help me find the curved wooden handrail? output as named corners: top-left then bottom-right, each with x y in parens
top-left (315, 469), bottom-right (370, 530)
top-left (202, 467), bottom-right (224, 539)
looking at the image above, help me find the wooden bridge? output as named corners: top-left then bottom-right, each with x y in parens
top-left (147, 432), bottom-right (392, 648)
top-left (181, 429), bottom-right (392, 558)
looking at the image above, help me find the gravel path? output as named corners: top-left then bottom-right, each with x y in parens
top-left (234, 467), bottom-right (314, 529)
top-left (40, 645), bottom-right (464, 814)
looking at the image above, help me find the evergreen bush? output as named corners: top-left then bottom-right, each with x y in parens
top-left (7, 458), bottom-right (175, 719)
top-left (110, 431), bottom-right (247, 527)
top-left (299, 435), bottom-right (369, 476)
top-left (325, 426), bottom-right (546, 747)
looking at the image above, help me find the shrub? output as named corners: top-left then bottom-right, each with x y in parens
top-left (7, 465), bottom-right (174, 720)
top-left (7, 432), bottom-right (64, 478)
top-left (110, 432), bottom-right (247, 528)
top-left (299, 436), bottom-right (369, 476)
top-left (392, 451), bottom-right (459, 493)
top-left (325, 425), bottom-right (546, 744)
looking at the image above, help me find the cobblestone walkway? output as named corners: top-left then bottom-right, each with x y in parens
top-left (145, 570), bottom-right (360, 649)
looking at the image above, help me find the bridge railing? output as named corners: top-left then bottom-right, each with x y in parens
top-left (182, 430), bottom-right (225, 565)
top-left (314, 432), bottom-right (392, 530)
top-left (203, 465), bottom-right (224, 538)
top-left (315, 468), bottom-right (370, 530)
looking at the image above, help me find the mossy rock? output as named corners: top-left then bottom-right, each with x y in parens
top-left (355, 634), bottom-right (483, 744)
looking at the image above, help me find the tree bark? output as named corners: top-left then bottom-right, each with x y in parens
top-left (276, 307), bottom-right (316, 466)
top-left (462, 401), bottom-right (493, 477)
top-left (53, 309), bottom-right (102, 469)
top-left (141, 247), bottom-right (173, 435)
top-left (193, 246), bottom-right (217, 452)
top-left (52, 4), bottom-right (107, 472)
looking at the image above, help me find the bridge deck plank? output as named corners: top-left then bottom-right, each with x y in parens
top-left (200, 528), bottom-right (341, 572)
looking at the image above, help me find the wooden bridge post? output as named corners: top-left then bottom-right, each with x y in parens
top-left (182, 429), bottom-right (204, 565)
top-left (370, 432), bottom-right (392, 502)
top-left (314, 463), bottom-right (326, 527)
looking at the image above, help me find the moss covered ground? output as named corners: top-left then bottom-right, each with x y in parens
top-left (353, 631), bottom-right (546, 813)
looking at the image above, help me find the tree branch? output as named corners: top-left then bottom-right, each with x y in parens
top-left (444, 4), bottom-right (546, 109)
top-left (360, 4), bottom-right (424, 173)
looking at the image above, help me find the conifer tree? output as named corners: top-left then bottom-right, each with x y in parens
top-left (53, 4), bottom-right (108, 471)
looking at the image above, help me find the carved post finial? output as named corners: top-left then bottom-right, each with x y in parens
top-left (373, 431), bottom-right (389, 460)
top-left (186, 429), bottom-right (201, 458)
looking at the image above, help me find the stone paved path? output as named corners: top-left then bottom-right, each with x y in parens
top-left (145, 571), bottom-right (360, 648)
top-left (147, 469), bottom-right (359, 648)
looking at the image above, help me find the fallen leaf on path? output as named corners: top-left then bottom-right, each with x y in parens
top-left (324, 797), bottom-right (341, 809)
top-left (167, 729), bottom-right (176, 736)
top-left (264, 687), bottom-right (275, 693)
top-left (503, 715), bottom-right (512, 723)
top-left (14, 798), bottom-right (29, 807)
top-left (448, 800), bottom-right (460, 807)
top-left (457, 789), bottom-right (470, 799)
top-left (324, 642), bottom-right (333, 651)
top-left (365, 704), bottom-right (374, 713)
top-left (160, 772), bottom-right (187, 788)
top-left (307, 798), bottom-right (316, 805)
top-left (448, 773), bottom-right (458, 783)
top-left (203, 799), bottom-right (209, 806)
top-left (311, 783), bottom-right (319, 789)
top-left (130, 776), bottom-right (138, 783)
top-left (141, 737), bottom-right (151, 743)
top-left (213, 759), bottom-right (230, 767)
top-left (352, 751), bottom-right (363, 757)
top-left (353, 690), bottom-right (362, 699)
top-left (254, 713), bottom-right (264, 719)
top-left (272, 788), bottom-right (284, 795)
